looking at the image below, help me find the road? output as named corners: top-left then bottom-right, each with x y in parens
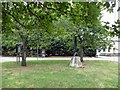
top-left (0, 56), bottom-right (119, 62)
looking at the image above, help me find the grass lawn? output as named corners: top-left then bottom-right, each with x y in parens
top-left (2, 60), bottom-right (118, 88)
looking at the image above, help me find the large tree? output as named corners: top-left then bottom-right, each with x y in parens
top-left (60, 2), bottom-right (113, 62)
top-left (2, 2), bottom-right (116, 66)
top-left (2, 2), bottom-right (71, 66)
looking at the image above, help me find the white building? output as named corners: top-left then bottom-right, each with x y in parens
top-left (96, 1), bottom-right (119, 56)
top-left (96, 36), bottom-right (119, 56)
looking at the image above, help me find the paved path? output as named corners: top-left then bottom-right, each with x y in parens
top-left (0, 56), bottom-right (119, 62)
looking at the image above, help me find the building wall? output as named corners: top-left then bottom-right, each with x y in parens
top-left (97, 1), bottom-right (119, 56)
top-left (96, 36), bottom-right (119, 56)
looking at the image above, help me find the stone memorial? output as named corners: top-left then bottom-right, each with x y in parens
top-left (70, 56), bottom-right (83, 68)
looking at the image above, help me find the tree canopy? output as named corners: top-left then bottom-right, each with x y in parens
top-left (2, 1), bottom-right (115, 65)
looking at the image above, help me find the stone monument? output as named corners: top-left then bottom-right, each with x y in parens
top-left (70, 56), bottom-right (83, 68)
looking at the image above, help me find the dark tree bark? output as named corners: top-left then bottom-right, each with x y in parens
top-left (78, 35), bottom-right (84, 62)
top-left (74, 35), bottom-right (77, 52)
top-left (21, 38), bottom-right (27, 66)
top-left (79, 46), bottom-right (84, 62)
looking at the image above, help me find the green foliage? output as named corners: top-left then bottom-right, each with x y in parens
top-left (2, 2), bottom-right (71, 43)
top-left (111, 20), bottom-right (120, 37)
top-left (104, 20), bottom-right (120, 38)
top-left (105, 2), bottom-right (117, 13)
top-left (2, 2), bottom-right (114, 57)
top-left (69, 2), bottom-right (101, 28)
top-left (101, 2), bottom-right (120, 37)
top-left (2, 32), bottom-right (19, 47)
top-left (65, 2), bottom-right (112, 50)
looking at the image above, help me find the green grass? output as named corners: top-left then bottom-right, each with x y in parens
top-left (2, 60), bottom-right (118, 88)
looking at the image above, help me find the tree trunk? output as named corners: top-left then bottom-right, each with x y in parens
top-left (118, 37), bottom-right (120, 62)
top-left (80, 46), bottom-right (84, 62)
top-left (74, 35), bottom-right (77, 52)
top-left (21, 39), bottom-right (27, 66)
